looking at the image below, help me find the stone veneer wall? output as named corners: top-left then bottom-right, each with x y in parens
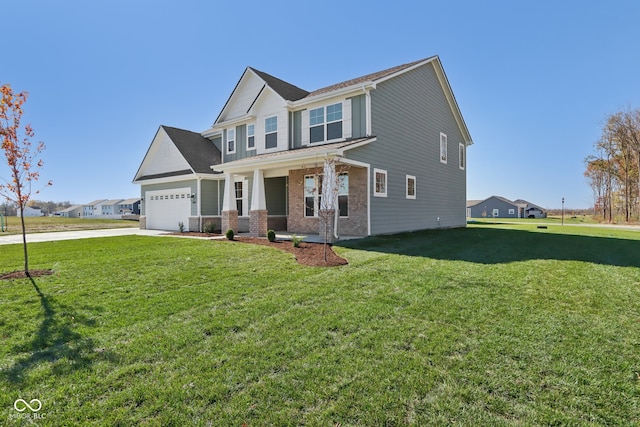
top-left (287, 166), bottom-right (368, 237)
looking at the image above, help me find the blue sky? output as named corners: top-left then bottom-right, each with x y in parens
top-left (2, 0), bottom-right (639, 208)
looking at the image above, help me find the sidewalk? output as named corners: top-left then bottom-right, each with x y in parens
top-left (0, 228), bottom-right (167, 245)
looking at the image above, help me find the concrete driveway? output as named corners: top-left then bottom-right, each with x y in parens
top-left (0, 228), bottom-right (167, 245)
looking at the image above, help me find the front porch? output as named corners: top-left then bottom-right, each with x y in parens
top-left (216, 161), bottom-right (369, 242)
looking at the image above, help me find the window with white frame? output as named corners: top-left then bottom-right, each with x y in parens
top-left (492, 208), bottom-right (499, 217)
top-left (374, 169), bottom-right (387, 197)
top-left (309, 102), bottom-right (343, 143)
top-left (304, 174), bottom-right (322, 217)
top-left (247, 124), bottom-right (255, 150)
top-left (440, 132), bottom-right (447, 164)
top-left (459, 143), bottom-right (465, 170)
top-left (508, 208), bottom-right (515, 215)
top-left (338, 172), bottom-right (348, 217)
top-left (406, 175), bottom-right (416, 199)
top-left (227, 128), bottom-right (236, 154)
top-left (265, 116), bottom-right (277, 149)
top-left (235, 181), bottom-right (244, 215)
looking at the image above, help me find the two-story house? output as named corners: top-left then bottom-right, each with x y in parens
top-left (134, 56), bottom-right (473, 238)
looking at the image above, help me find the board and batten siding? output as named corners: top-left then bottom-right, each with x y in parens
top-left (140, 179), bottom-right (198, 217)
top-left (346, 62), bottom-right (467, 234)
top-left (201, 179), bottom-right (222, 216)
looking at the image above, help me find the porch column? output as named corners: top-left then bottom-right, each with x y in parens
top-left (249, 169), bottom-right (268, 237)
top-left (221, 173), bottom-right (238, 233)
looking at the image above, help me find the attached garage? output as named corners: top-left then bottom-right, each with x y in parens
top-left (145, 188), bottom-right (192, 231)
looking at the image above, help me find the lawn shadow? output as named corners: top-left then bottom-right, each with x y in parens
top-left (337, 226), bottom-right (640, 268)
top-left (3, 277), bottom-right (117, 384)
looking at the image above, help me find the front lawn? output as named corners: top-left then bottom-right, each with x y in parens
top-left (1, 224), bottom-right (639, 425)
top-left (0, 216), bottom-right (137, 235)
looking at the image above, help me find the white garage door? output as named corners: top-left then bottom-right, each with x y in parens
top-left (146, 188), bottom-right (192, 231)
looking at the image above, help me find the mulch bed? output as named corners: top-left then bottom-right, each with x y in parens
top-left (234, 237), bottom-right (348, 267)
top-left (166, 232), bottom-right (347, 267)
top-left (0, 269), bottom-right (55, 281)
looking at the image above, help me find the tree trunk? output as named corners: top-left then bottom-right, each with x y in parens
top-left (20, 208), bottom-right (29, 276)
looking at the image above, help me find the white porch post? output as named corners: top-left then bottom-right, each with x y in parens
top-left (249, 169), bottom-right (268, 237)
top-left (251, 169), bottom-right (267, 211)
top-left (221, 172), bottom-right (238, 233)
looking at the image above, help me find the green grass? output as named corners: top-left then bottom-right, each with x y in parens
top-left (470, 215), bottom-right (599, 225)
top-left (1, 224), bottom-right (639, 425)
top-left (0, 216), bottom-right (137, 235)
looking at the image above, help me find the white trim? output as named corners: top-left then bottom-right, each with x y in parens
top-left (440, 132), bottom-right (448, 164)
top-left (264, 115), bottom-right (278, 150)
top-left (246, 123), bottom-right (256, 151)
top-left (287, 82), bottom-right (376, 109)
top-left (406, 175), bottom-right (416, 199)
top-left (373, 168), bottom-right (387, 198)
top-left (459, 142), bottom-right (465, 170)
top-left (226, 128), bottom-right (236, 154)
top-left (308, 102), bottom-right (345, 145)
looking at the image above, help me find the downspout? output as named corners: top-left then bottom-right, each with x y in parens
top-left (197, 177), bottom-right (202, 232)
top-left (334, 194), bottom-right (340, 240)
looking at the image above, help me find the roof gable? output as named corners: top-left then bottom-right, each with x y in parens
top-left (133, 126), bottom-right (221, 182)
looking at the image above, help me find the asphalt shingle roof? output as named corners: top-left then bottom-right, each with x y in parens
top-left (162, 126), bottom-right (221, 173)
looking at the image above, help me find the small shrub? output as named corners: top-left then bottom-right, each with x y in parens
top-left (203, 222), bottom-right (216, 234)
top-left (178, 222), bottom-right (185, 233)
top-left (225, 229), bottom-right (235, 240)
top-left (267, 229), bottom-right (276, 242)
top-left (291, 234), bottom-right (303, 248)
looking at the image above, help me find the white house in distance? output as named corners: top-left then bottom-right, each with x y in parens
top-left (83, 200), bottom-right (106, 217)
top-left (18, 206), bottom-right (43, 217)
top-left (57, 205), bottom-right (83, 218)
top-left (98, 199), bottom-right (123, 217)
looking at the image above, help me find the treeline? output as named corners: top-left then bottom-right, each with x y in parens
top-left (584, 108), bottom-right (640, 222)
top-left (0, 200), bottom-right (72, 216)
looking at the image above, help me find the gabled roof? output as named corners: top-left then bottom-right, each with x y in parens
top-left (212, 56), bottom-right (472, 145)
top-left (248, 67), bottom-right (309, 101)
top-left (133, 126), bottom-right (221, 182)
top-left (101, 199), bottom-right (123, 206)
top-left (306, 57), bottom-right (433, 98)
top-left (163, 126), bottom-right (221, 173)
top-left (119, 198), bottom-right (140, 205)
top-left (85, 199), bottom-right (107, 207)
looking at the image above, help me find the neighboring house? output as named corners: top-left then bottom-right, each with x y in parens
top-left (118, 198), bottom-right (141, 215)
top-left (467, 196), bottom-right (547, 218)
top-left (134, 56), bottom-right (473, 236)
top-left (99, 199), bottom-right (123, 217)
top-left (18, 206), bottom-right (43, 217)
top-left (83, 200), bottom-right (106, 217)
top-left (57, 205), bottom-right (83, 218)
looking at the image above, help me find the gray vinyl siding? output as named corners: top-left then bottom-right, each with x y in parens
top-left (201, 179), bottom-right (221, 215)
top-left (291, 111), bottom-right (302, 148)
top-left (265, 176), bottom-right (288, 215)
top-left (212, 136), bottom-right (222, 153)
top-left (468, 197), bottom-right (518, 218)
top-left (223, 125), bottom-right (256, 163)
top-left (349, 94), bottom-right (367, 138)
top-left (140, 180), bottom-right (197, 216)
top-left (346, 62), bottom-right (467, 234)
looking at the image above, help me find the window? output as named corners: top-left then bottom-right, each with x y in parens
top-left (374, 169), bottom-right (387, 197)
top-left (459, 143), bottom-right (465, 170)
top-left (492, 208), bottom-right (499, 217)
top-left (309, 102), bottom-right (343, 143)
top-left (406, 175), bottom-right (416, 199)
top-left (338, 173), bottom-right (348, 217)
top-left (235, 182), bottom-right (243, 215)
top-left (440, 133), bottom-right (447, 164)
top-left (304, 175), bottom-right (321, 217)
top-left (247, 124), bottom-right (255, 150)
top-left (227, 128), bottom-right (235, 154)
top-left (508, 208), bottom-right (515, 215)
top-left (265, 116), bottom-right (277, 149)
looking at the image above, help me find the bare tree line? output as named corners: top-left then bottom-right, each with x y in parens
top-left (584, 108), bottom-right (640, 222)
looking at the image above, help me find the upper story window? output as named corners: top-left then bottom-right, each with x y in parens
top-left (247, 124), bottom-right (255, 150)
top-left (265, 116), bottom-right (277, 149)
top-left (309, 102), bottom-right (343, 143)
top-left (459, 143), bottom-right (465, 170)
top-left (227, 128), bottom-right (236, 154)
top-left (440, 132), bottom-right (447, 164)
